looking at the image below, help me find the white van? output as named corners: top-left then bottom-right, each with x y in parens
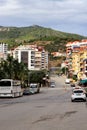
top-left (0, 79), bottom-right (23, 97)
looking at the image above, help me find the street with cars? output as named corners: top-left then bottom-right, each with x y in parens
top-left (0, 75), bottom-right (87, 130)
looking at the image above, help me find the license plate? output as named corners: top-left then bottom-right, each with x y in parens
top-left (76, 93), bottom-right (81, 96)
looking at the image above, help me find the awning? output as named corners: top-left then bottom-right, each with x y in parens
top-left (80, 79), bottom-right (87, 84)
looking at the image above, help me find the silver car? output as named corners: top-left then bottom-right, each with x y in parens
top-left (29, 83), bottom-right (40, 94)
top-left (50, 81), bottom-right (55, 88)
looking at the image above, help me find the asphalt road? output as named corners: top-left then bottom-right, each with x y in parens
top-left (0, 75), bottom-right (87, 130)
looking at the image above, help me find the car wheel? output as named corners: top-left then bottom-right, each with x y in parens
top-left (84, 99), bottom-right (86, 102)
top-left (71, 99), bottom-right (74, 102)
top-left (37, 89), bottom-right (40, 93)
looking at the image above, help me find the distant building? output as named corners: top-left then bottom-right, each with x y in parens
top-left (51, 52), bottom-right (66, 57)
top-left (35, 50), bottom-right (48, 70)
top-left (61, 62), bottom-right (67, 68)
top-left (66, 39), bottom-right (87, 79)
top-left (11, 45), bottom-right (48, 70)
top-left (0, 42), bottom-right (8, 61)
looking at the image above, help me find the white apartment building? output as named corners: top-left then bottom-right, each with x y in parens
top-left (0, 42), bottom-right (8, 61)
top-left (12, 45), bottom-right (48, 70)
top-left (12, 45), bottom-right (35, 70)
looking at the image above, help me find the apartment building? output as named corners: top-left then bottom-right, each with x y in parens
top-left (12, 45), bottom-right (35, 70)
top-left (0, 42), bottom-right (8, 61)
top-left (83, 58), bottom-right (87, 76)
top-left (66, 40), bottom-right (87, 79)
top-left (72, 51), bottom-right (80, 74)
top-left (12, 45), bottom-right (48, 70)
top-left (34, 50), bottom-right (48, 70)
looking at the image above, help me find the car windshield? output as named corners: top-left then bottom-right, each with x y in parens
top-left (24, 89), bottom-right (29, 92)
top-left (30, 85), bottom-right (37, 88)
top-left (74, 90), bottom-right (83, 93)
top-left (50, 82), bottom-right (55, 84)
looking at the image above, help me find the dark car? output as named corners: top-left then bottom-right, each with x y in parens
top-left (23, 89), bottom-right (30, 95)
top-left (70, 83), bottom-right (75, 88)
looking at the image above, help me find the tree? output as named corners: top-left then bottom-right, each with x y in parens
top-left (61, 67), bottom-right (68, 75)
top-left (0, 55), bottom-right (28, 84)
top-left (29, 70), bottom-right (46, 85)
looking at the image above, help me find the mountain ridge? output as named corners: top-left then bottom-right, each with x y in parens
top-left (0, 25), bottom-right (86, 38)
top-left (0, 25), bottom-right (86, 51)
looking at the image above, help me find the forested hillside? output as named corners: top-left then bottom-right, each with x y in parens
top-left (0, 25), bottom-right (86, 51)
top-left (0, 25), bottom-right (86, 67)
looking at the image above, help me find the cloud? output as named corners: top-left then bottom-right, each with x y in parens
top-left (0, 0), bottom-right (85, 17)
top-left (0, 0), bottom-right (21, 15)
top-left (0, 0), bottom-right (87, 35)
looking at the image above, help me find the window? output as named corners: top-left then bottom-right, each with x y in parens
top-left (0, 81), bottom-right (11, 86)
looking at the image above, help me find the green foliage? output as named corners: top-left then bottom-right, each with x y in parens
top-left (0, 25), bottom-right (86, 51)
top-left (29, 70), bottom-right (46, 83)
top-left (72, 75), bottom-right (77, 81)
top-left (0, 55), bottom-right (28, 82)
top-left (0, 55), bottom-right (47, 86)
top-left (61, 67), bottom-right (68, 75)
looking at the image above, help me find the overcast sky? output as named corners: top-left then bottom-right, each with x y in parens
top-left (0, 0), bottom-right (87, 36)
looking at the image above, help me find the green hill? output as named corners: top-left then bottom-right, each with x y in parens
top-left (0, 25), bottom-right (86, 51)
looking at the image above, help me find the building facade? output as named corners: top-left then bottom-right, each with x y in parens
top-left (0, 42), bottom-right (8, 61)
top-left (12, 45), bottom-right (48, 70)
top-left (66, 40), bottom-right (87, 79)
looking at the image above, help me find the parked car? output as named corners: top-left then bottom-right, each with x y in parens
top-left (23, 89), bottom-right (30, 95)
top-left (50, 81), bottom-right (55, 88)
top-left (29, 83), bottom-right (40, 94)
top-left (65, 78), bottom-right (71, 84)
top-left (71, 88), bottom-right (86, 102)
top-left (70, 83), bottom-right (76, 89)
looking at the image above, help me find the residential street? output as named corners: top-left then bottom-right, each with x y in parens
top-left (0, 75), bottom-right (87, 130)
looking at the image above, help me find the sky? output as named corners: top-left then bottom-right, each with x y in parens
top-left (0, 0), bottom-right (87, 36)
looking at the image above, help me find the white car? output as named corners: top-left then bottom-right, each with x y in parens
top-left (71, 88), bottom-right (86, 102)
top-left (65, 78), bottom-right (70, 84)
top-left (29, 83), bottom-right (40, 94)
